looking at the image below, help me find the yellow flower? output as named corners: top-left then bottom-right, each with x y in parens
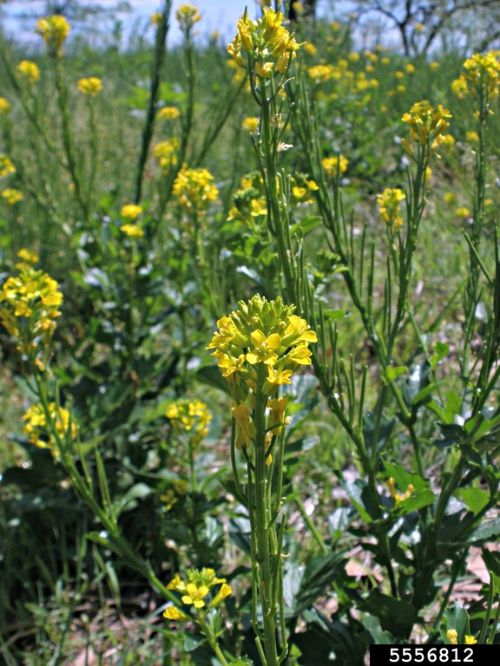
top-left (462, 51), bottom-right (499, 99)
top-left (430, 61), bottom-right (439, 71)
top-left (17, 60), bottom-right (41, 84)
top-left (120, 223), bottom-right (144, 238)
top-left (242, 116), bottom-right (260, 133)
top-left (167, 568), bottom-right (229, 610)
top-left (150, 12), bottom-right (163, 26)
top-left (232, 402), bottom-right (257, 448)
top-left (308, 64), bottom-right (338, 83)
top-left (304, 42), bottom-right (317, 56)
top-left (405, 63), bottom-right (415, 74)
top-left (377, 187), bottom-right (406, 230)
top-left (17, 248), bottom-right (39, 265)
top-left (451, 75), bottom-right (468, 98)
top-left (36, 15), bottom-right (71, 57)
top-left (322, 155), bottom-right (348, 176)
top-left (166, 399), bottom-right (212, 444)
top-left (208, 295), bottom-right (316, 398)
top-left (401, 100), bottom-right (452, 153)
top-left (121, 204), bottom-right (142, 220)
top-left (182, 588), bottom-right (210, 608)
top-left (0, 265), bottom-right (62, 355)
top-left (455, 207), bottom-right (470, 219)
top-left (466, 130), bottom-right (479, 143)
top-left (268, 397), bottom-right (288, 430)
top-left (77, 77), bottom-right (103, 97)
top-left (23, 402), bottom-right (77, 457)
top-left (1, 188), bottom-right (23, 205)
top-left (0, 154), bottom-right (16, 178)
top-left (267, 366), bottom-right (293, 386)
top-left (0, 97), bottom-right (11, 114)
top-left (395, 70), bottom-right (404, 80)
top-left (388, 477), bottom-right (415, 504)
top-left (464, 635), bottom-right (477, 645)
top-left (153, 138), bottom-right (179, 171)
top-left (447, 629), bottom-right (458, 644)
top-left (173, 165), bottom-right (218, 212)
top-left (377, 188), bottom-right (406, 231)
top-left (176, 3), bottom-right (201, 30)
top-left (443, 192), bottom-right (455, 205)
top-left (163, 606), bottom-right (188, 621)
top-left (158, 106), bottom-right (180, 120)
top-left (228, 7), bottom-right (300, 77)
top-left (210, 583), bottom-right (233, 607)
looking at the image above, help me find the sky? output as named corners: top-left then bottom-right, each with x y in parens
top-left (0, 1), bottom-right (309, 46)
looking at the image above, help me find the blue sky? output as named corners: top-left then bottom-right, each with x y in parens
top-left (1, 1), bottom-right (287, 45)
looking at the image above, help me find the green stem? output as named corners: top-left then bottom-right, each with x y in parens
top-left (254, 383), bottom-right (279, 666)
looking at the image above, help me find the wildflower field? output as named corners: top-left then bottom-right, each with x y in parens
top-left (0, 1), bottom-right (499, 664)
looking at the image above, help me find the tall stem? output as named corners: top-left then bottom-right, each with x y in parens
top-left (253, 380), bottom-right (279, 666)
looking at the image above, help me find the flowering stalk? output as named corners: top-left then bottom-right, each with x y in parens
top-left (134, 0), bottom-right (172, 203)
top-left (208, 295), bottom-right (317, 664)
top-left (452, 53), bottom-right (500, 408)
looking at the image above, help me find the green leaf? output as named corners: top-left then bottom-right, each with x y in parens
top-left (430, 342), bottom-right (449, 369)
top-left (383, 462), bottom-right (428, 493)
top-left (323, 308), bottom-right (346, 321)
top-left (454, 487), bottom-right (490, 515)
top-left (386, 365), bottom-right (407, 382)
top-left (196, 365), bottom-right (230, 395)
top-left (482, 550), bottom-right (500, 594)
top-left (361, 614), bottom-right (395, 644)
top-left (293, 552), bottom-right (345, 615)
top-left (395, 489), bottom-right (435, 514)
top-left (343, 480), bottom-right (374, 524)
top-left (359, 590), bottom-right (417, 638)
top-left (290, 215), bottom-right (322, 236)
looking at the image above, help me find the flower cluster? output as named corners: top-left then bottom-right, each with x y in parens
top-left (153, 138), bottom-right (179, 172)
top-left (158, 106), bottom-right (181, 121)
top-left (0, 154), bottom-right (16, 178)
top-left (322, 155), bottom-right (348, 177)
top-left (160, 479), bottom-right (188, 511)
top-left (387, 477), bottom-right (415, 504)
top-left (1, 188), bottom-right (23, 205)
top-left (228, 8), bottom-right (300, 79)
top-left (0, 264), bottom-right (63, 359)
top-left (452, 52), bottom-right (499, 102)
top-left (401, 100), bottom-right (453, 154)
top-left (165, 399), bottom-right (212, 445)
top-left (227, 171), bottom-right (317, 227)
top-left (175, 3), bottom-right (201, 31)
top-left (119, 205), bottom-right (144, 238)
top-left (446, 629), bottom-right (477, 645)
top-left (121, 204), bottom-right (142, 220)
top-left (164, 568), bottom-right (232, 619)
top-left (241, 116), bottom-right (259, 133)
top-left (36, 15), bottom-right (71, 57)
top-left (208, 296), bottom-right (316, 449)
top-left (23, 402), bottom-right (77, 457)
top-left (77, 77), bottom-right (103, 97)
top-left (173, 165), bottom-right (218, 212)
top-left (0, 97), bottom-right (11, 114)
top-left (208, 295), bottom-right (316, 393)
top-left (377, 188), bottom-right (406, 231)
top-left (17, 60), bottom-right (41, 84)
top-left (17, 248), bottom-right (39, 265)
